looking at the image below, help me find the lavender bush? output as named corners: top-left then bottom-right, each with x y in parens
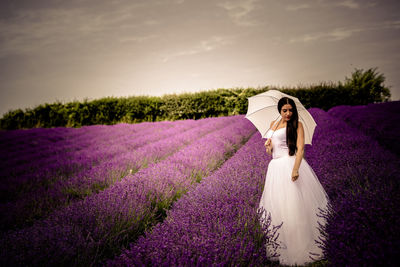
top-left (327, 100), bottom-right (400, 157)
top-left (0, 115), bottom-right (255, 266)
top-left (1, 103), bottom-right (399, 266)
top-left (0, 121), bottom-right (167, 184)
top-left (0, 116), bottom-right (235, 231)
top-left (110, 107), bottom-right (400, 267)
top-left (0, 121), bottom-right (175, 203)
top-left (305, 108), bottom-right (400, 266)
top-left (108, 131), bottom-right (282, 266)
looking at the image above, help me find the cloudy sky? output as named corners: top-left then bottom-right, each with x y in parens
top-left (0, 0), bottom-right (399, 116)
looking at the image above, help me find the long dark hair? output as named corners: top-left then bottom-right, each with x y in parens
top-left (277, 97), bottom-right (299, 156)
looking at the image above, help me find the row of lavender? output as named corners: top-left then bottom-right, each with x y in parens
top-left (0, 121), bottom-right (176, 205)
top-left (0, 121), bottom-right (170, 186)
top-left (305, 108), bottom-right (399, 266)
top-left (109, 107), bottom-right (399, 266)
top-left (1, 121), bottom-right (179, 230)
top-left (1, 116), bottom-right (237, 232)
top-left (1, 115), bottom-right (256, 266)
top-left (109, 127), bottom-right (279, 266)
top-left (327, 100), bottom-right (400, 158)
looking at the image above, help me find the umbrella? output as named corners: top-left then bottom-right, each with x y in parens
top-left (245, 89), bottom-right (317, 145)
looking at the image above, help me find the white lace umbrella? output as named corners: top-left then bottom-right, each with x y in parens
top-left (245, 89), bottom-right (317, 145)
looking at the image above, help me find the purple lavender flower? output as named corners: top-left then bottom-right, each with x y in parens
top-left (306, 107), bottom-right (400, 266)
top-left (2, 102), bottom-right (399, 266)
top-left (327, 100), bottom-right (400, 158)
top-left (1, 117), bottom-right (232, 231)
top-left (0, 115), bottom-right (255, 266)
top-left (108, 132), bottom-right (281, 266)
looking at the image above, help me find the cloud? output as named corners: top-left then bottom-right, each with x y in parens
top-left (336, 0), bottom-right (360, 9)
top-left (289, 33), bottom-right (324, 43)
top-left (0, 8), bottom-right (84, 57)
top-left (332, 0), bottom-right (379, 9)
top-left (289, 28), bottom-right (361, 43)
top-left (286, 3), bottom-right (311, 11)
top-left (285, 0), bottom-right (374, 11)
top-left (161, 35), bottom-right (235, 62)
top-left (381, 20), bottom-right (400, 30)
top-left (330, 28), bottom-right (361, 40)
top-left (289, 20), bottom-right (400, 43)
top-left (217, 0), bottom-right (259, 26)
top-left (143, 19), bottom-right (160, 25)
top-left (0, 3), bottom-right (160, 58)
top-left (118, 34), bottom-right (159, 44)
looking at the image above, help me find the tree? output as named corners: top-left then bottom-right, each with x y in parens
top-left (341, 67), bottom-right (391, 105)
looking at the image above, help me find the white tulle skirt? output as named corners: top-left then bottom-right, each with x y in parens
top-left (259, 154), bottom-right (329, 266)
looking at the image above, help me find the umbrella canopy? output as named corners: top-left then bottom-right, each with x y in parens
top-left (245, 89), bottom-right (317, 145)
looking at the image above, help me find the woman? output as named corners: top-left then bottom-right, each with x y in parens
top-left (259, 96), bottom-right (330, 266)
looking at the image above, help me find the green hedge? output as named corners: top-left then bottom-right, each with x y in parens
top-left (0, 67), bottom-right (392, 130)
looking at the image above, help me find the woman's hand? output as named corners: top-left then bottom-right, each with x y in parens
top-left (291, 169), bottom-right (299, 182)
top-left (264, 138), bottom-right (272, 155)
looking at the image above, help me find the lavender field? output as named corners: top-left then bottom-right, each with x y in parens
top-left (1, 102), bottom-right (399, 266)
top-left (328, 100), bottom-right (400, 158)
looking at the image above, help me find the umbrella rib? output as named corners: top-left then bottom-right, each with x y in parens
top-left (246, 105), bottom-right (307, 117)
top-left (249, 94), bottom-right (302, 104)
top-left (245, 106), bottom-right (277, 117)
top-left (250, 95), bottom-right (281, 100)
top-left (249, 95), bottom-right (298, 103)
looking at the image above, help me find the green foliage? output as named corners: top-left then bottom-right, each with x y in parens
top-left (339, 67), bottom-right (391, 104)
top-left (0, 67), bottom-right (392, 130)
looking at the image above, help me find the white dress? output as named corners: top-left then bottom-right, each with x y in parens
top-left (259, 122), bottom-right (330, 266)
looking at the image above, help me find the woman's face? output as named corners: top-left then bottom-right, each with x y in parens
top-left (280, 104), bottom-right (293, 122)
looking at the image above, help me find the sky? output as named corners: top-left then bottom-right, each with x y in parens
top-left (0, 0), bottom-right (399, 117)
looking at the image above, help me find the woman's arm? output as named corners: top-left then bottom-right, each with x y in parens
top-left (265, 120), bottom-right (275, 155)
top-left (292, 121), bottom-right (305, 181)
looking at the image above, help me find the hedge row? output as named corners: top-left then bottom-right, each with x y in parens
top-left (0, 68), bottom-right (391, 130)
